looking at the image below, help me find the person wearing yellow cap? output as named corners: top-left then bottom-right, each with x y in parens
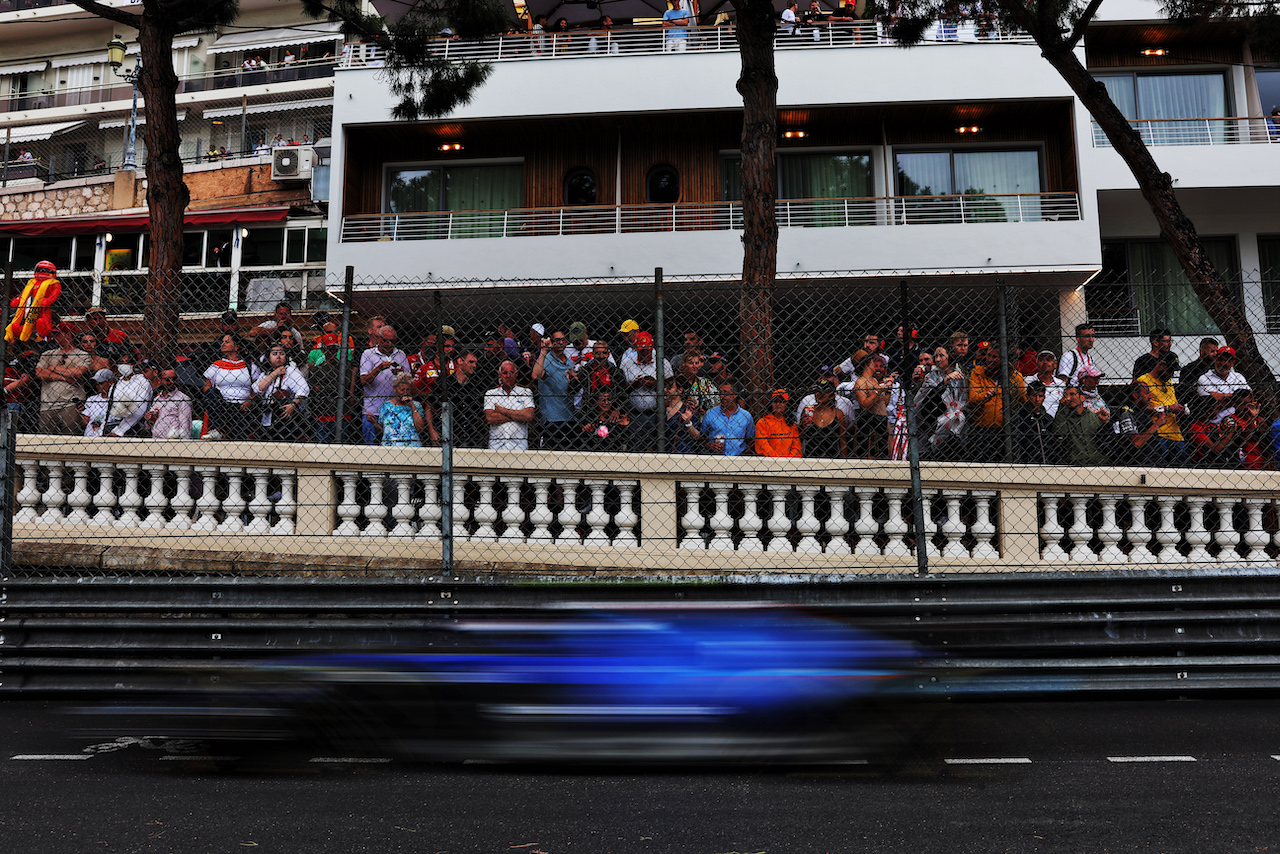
top-left (618, 319), bottom-right (640, 367)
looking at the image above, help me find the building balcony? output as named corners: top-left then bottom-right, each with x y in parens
top-left (332, 192), bottom-right (1096, 283)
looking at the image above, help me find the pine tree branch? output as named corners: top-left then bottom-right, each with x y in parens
top-left (1066, 0), bottom-right (1105, 48)
top-left (65, 0), bottom-right (141, 30)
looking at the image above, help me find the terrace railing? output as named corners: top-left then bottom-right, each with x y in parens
top-left (1091, 116), bottom-right (1280, 147)
top-left (339, 20), bottom-right (1031, 67)
top-left (340, 193), bottom-right (1081, 243)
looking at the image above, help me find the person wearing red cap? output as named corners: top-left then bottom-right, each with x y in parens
top-left (6, 260), bottom-right (62, 343)
top-left (622, 331), bottom-right (670, 452)
top-left (1197, 346), bottom-right (1250, 424)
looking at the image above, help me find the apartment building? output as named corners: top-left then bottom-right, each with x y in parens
top-left (0, 0), bottom-right (341, 319)
top-left (324, 0), bottom-right (1280, 374)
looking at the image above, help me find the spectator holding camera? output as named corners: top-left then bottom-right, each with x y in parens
top-left (360, 324), bottom-right (410, 445)
top-left (255, 343), bottom-right (311, 442)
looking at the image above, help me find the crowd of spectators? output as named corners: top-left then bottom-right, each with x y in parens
top-left (7, 301), bottom-right (1279, 471)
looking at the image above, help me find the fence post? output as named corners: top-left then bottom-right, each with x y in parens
top-left (655, 267), bottom-right (666, 455)
top-left (997, 280), bottom-right (1013, 463)
top-left (334, 266), bottom-right (354, 443)
top-left (435, 289), bottom-right (453, 577)
top-left (900, 280), bottom-right (928, 576)
top-left (0, 263), bottom-right (14, 572)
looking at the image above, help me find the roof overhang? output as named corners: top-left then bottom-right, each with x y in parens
top-left (0, 205), bottom-right (295, 237)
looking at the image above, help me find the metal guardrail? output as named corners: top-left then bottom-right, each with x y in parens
top-left (340, 193), bottom-right (1081, 242)
top-left (4, 568), bottom-right (1280, 695)
top-left (1091, 116), bottom-right (1280, 147)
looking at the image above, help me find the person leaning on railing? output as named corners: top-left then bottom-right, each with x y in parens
top-left (201, 333), bottom-right (260, 441)
top-left (756, 388), bottom-right (803, 458)
top-left (689, 381), bottom-right (754, 456)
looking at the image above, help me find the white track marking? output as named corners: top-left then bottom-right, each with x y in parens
top-left (11, 754), bottom-right (93, 760)
top-left (1107, 755), bottom-right (1196, 763)
top-left (944, 757), bottom-right (1033, 765)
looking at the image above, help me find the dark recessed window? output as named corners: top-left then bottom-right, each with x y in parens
top-left (564, 167), bottom-right (598, 206)
top-left (646, 165), bottom-right (680, 203)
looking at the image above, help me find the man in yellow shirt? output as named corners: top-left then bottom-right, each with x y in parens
top-left (965, 343), bottom-right (1026, 463)
top-left (1135, 351), bottom-right (1187, 465)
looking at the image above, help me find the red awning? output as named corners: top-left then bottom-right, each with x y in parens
top-left (0, 205), bottom-right (294, 236)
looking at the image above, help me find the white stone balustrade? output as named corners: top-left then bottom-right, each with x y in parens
top-left (15, 457), bottom-right (297, 535)
top-left (1037, 492), bottom-right (1278, 566)
top-left (13, 438), bottom-right (1280, 573)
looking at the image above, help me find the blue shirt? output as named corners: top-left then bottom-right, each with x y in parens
top-left (537, 351), bottom-right (576, 423)
top-left (379, 400), bottom-right (424, 447)
top-left (663, 8), bottom-right (690, 37)
top-left (701, 406), bottom-right (755, 456)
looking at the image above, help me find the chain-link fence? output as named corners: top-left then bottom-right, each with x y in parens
top-left (7, 265), bottom-right (1280, 577)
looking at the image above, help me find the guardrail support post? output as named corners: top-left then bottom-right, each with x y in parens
top-left (900, 280), bottom-right (928, 576)
top-left (655, 267), bottom-right (666, 455)
top-left (435, 290), bottom-right (453, 577)
top-left (0, 263), bottom-right (14, 571)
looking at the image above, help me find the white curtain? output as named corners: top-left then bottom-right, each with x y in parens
top-left (1137, 73), bottom-right (1227, 144)
top-left (954, 150), bottom-right (1041, 221)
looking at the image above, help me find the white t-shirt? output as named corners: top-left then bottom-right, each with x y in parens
top-left (83, 394), bottom-right (108, 437)
top-left (1056, 347), bottom-right (1095, 387)
top-left (1038, 375), bottom-right (1066, 417)
top-left (1198, 369), bottom-right (1250, 424)
top-left (106, 373), bottom-right (154, 436)
top-left (622, 356), bottom-right (671, 412)
top-left (205, 358), bottom-right (260, 403)
top-left (484, 384), bottom-right (534, 450)
top-left (794, 392), bottom-right (857, 423)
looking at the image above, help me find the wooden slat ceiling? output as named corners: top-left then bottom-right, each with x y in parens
top-left (351, 99), bottom-right (1074, 149)
top-left (1085, 20), bottom-right (1246, 68)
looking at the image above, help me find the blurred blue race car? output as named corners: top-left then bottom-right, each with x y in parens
top-left (89, 607), bottom-right (922, 764)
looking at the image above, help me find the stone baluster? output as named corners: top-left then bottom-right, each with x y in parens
top-left (1126, 495), bottom-right (1154, 563)
top-left (1184, 495), bottom-right (1214, 564)
top-left (114, 463), bottom-right (142, 528)
top-left (765, 485), bottom-right (792, 553)
top-left (166, 465), bottom-right (196, 531)
top-left (470, 477), bottom-right (498, 540)
top-left (794, 484), bottom-right (824, 554)
top-left (1040, 493), bottom-right (1067, 561)
top-left (705, 482), bottom-right (735, 551)
top-left (971, 491), bottom-right (1000, 561)
top-left (1242, 496), bottom-right (1271, 563)
top-left (388, 472), bottom-right (417, 536)
top-left (853, 489), bottom-right (880, 555)
top-left (497, 478), bottom-right (524, 543)
top-left (13, 459), bottom-right (43, 525)
top-left (452, 474), bottom-right (472, 541)
top-left (273, 469), bottom-right (296, 534)
top-left (825, 486), bottom-right (851, 555)
top-left (218, 467), bottom-right (247, 533)
top-left (938, 489), bottom-right (965, 558)
top-left (680, 482), bottom-right (707, 549)
top-left (190, 466), bottom-right (221, 532)
top-left (417, 474), bottom-right (442, 539)
top-left (1150, 493), bottom-right (1179, 564)
top-left (333, 471), bottom-right (362, 536)
top-left (42, 460), bottom-right (67, 522)
top-left (527, 477), bottom-right (556, 544)
top-left (582, 478), bottom-right (612, 545)
top-left (135, 463), bottom-right (169, 530)
top-left (362, 474), bottom-right (388, 537)
top-left (614, 482), bottom-right (640, 546)
top-left (883, 490), bottom-right (911, 558)
top-left (64, 460), bottom-right (93, 527)
top-left (1095, 493), bottom-right (1126, 564)
top-left (1059, 493), bottom-right (1086, 559)
top-left (243, 467), bottom-right (273, 534)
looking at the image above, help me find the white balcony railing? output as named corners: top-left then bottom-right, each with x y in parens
top-left (339, 20), bottom-right (1031, 68)
top-left (1091, 116), bottom-right (1280, 147)
top-left (340, 193), bottom-right (1081, 243)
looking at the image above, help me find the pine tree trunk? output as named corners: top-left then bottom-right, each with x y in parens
top-left (137, 10), bottom-right (188, 367)
top-left (1038, 40), bottom-right (1276, 414)
top-left (734, 0), bottom-right (779, 413)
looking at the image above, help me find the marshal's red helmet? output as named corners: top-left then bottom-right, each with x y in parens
top-left (34, 260), bottom-right (57, 276)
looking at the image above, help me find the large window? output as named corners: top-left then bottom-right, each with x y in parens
top-left (387, 162), bottom-right (523, 238)
top-left (1094, 71), bottom-right (1228, 144)
top-left (721, 151), bottom-right (872, 202)
top-left (1259, 236), bottom-right (1280, 333)
top-left (895, 149), bottom-right (1042, 222)
top-left (1088, 237), bottom-right (1237, 336)
top-left (387, 162), bottom-right (523, 214)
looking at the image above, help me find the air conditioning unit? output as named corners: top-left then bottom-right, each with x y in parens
top-left (271, 145), bottom-right (315, 181)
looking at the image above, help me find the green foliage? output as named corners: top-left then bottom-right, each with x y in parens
top-left (303, 0), bottom-right (512, 120)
